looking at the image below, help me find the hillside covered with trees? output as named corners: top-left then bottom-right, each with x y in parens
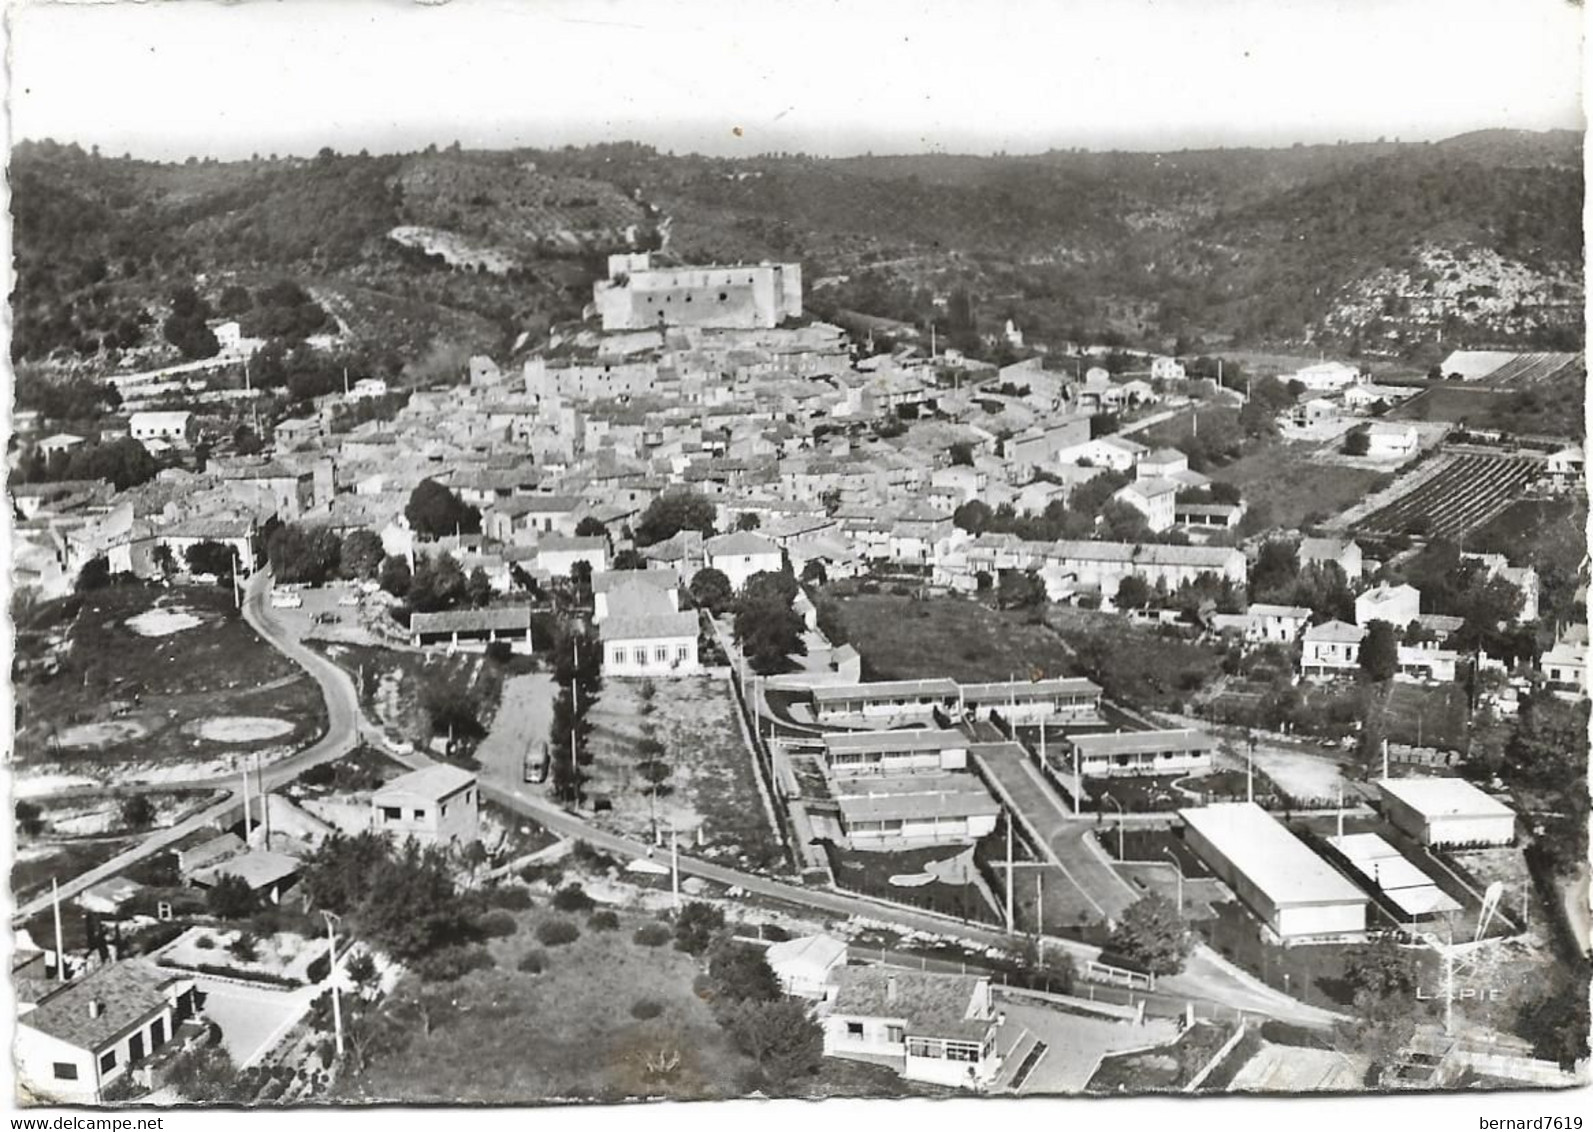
top-left (11, 130), bottom-right (1581, 376)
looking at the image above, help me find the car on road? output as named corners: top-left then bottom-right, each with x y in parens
top-left (270, 589), bottom-right (303, 609)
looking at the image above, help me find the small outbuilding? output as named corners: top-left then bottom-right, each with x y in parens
top-left (1376, 777), bottom-right (1516, 848)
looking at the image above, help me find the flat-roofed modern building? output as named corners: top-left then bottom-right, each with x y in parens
top-left (1179, 802), bottom-right (1369, 940)
top-left (1376, 778), bottom-right (1516, 848)
top-left (957, 678), bottom-right (1102, 724)
top-left (822, 729), bottom-right (969, 777)
top-left (811, 679), bottom-right (960, 723)
top-left (831, 774), bottom-right (1001, 846)
top-left (1068, 729), bottom-right (1214, 778)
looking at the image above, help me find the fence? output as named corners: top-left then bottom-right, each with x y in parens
top-left (1084, 958), bottom-right (1156, 991)
top-left (1183, 1020), bottom-right (1251, 1092)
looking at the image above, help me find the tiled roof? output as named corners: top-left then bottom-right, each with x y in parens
top-left (829, 968), bottom-right (992, 1041)
top-left (23, 961), bottom-right (186, 1052)
top-left (599, 611), bottom-right (699, 641)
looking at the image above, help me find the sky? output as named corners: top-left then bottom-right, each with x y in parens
top-left (6, 0), bottom-right (1588, 160)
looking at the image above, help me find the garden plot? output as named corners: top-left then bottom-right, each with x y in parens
top-left (1233, 742), bottom-right (1358, 806)
top-left (190, 716), bottom-right (295, 743)
top-left (583, 676), bottom-right (783, 871)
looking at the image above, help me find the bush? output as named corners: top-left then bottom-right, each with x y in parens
top-left (485, 640), bottom-right (514, 665)
top-left (631, 998), bottom-right (665, 1020)
top-left (551, 883), bottom-right (595, 914)
top-left (518, 863), bottom-right (563, 888)
top-left (588, 909), bottom-right (620, 932)
top-left (536, 919), bottom-right (580, 947)
top-left (486, 885), bottom-right (534, 911)
top-left (674, 901), bottom-right (726, 955)
top-left (195, 935), bottom-right (216, 950)
top-left (633, 922), bottom-right (671, 948)
top-left (477, 910), bottom-right (519, 939)
top-left (228, 933), bottom-right (260, 963)
top-left (517, 949), bottom-right (547, 975)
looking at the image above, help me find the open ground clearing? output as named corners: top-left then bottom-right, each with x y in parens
top-left (339, 904), bottom-right (914, 1102)
top-left (13, 583), bottom-right (326, 785)
top-left (584, 675), bottom-right (783, 872)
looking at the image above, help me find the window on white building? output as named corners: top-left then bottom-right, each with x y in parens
top-left (53, 1063), bottom-right (78, 1080)
top-left (846, 1022), bottom-right (864, 1037)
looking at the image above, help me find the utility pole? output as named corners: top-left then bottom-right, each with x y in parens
top-left (323, 912), bottom-right (345, 1057)
top-left (1035, 874), bottom-right (1043, 939)
top-left (1336, 788), bottom-right (1345, 839)
top-left (1382, 737), bottom-right (1390, 781)
top-left (670, 825), bottom-right (681, 911)
top-left (241, 755), bottom-right (253, 843)
top-left (52, 880), bottom-right (66, 983)
top-left (1005, 818), bottom-right (1015, 933)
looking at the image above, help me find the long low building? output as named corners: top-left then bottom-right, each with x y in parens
top-left (812, 679), bottom-right (960, 722)
top-left (1376, 778), bottom-right (1516, 848)
top-left (409, 607), bottom-right (534, 651)
top-left (1068, 729), bottom-right (1214, 778)
top-left (1327, 832), bottom-right (1461, 920)
top-left (1179, 803), bottom-right (1369, 940)
top-left (957, 678), bottom-right (1102, 724)
top-left (831, 774), bottom-right (1001, 847)
top-left (822, 729), bottom-right (969, 777)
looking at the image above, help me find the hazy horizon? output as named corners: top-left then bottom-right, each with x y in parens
top-left (9, 0), bottom-right (1584, 164)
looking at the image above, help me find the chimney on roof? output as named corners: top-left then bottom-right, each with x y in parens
top-left (88, 999), bottom-right (103, 1019)
top-left (886, 975), bottom-right (899, 1006)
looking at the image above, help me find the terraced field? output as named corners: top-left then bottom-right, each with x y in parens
top-left (1353, 454), bottom-right (1538, 539)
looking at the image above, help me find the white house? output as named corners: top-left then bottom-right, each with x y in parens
top-left (766, 934), bottom-right (847, 1000)
top-left (1355, 583), bottom-right (1420, 629)
top-left (704, 531), bottom-right (783, 592)
top-left (129, 411), bottom-right (195, 445)
top-left (1290, 361), bottom-right (1361, 391)
top-left (599, 611), bottom-right (701, 677)
top-left (37, 433), bottom-right (87, 460)
top-left (823, 969), bottom-right (1004, 1090)
top-left (1056, 435), bottom-right (1147, 473)
top-left (1542, 444), bottom-right (1584, 493)
top-left (371, 765), bottom-right (480, 848)
top-left (1300, 620), bottom-right (1366, 680)
top-left (1539, 640), bottom-right (1588, 699)
top-left (1151, 356), bottom-right (1186, 382)
top-left (535, 535), bottom-right (609, 578)
top-left (15, 961), bottom-right (198, 1104)
top-left (1111, 477), bottom-right (1178, 532)
top-left (1245, 603), bottom-right (1312, 644)
top-left (1365, 422), bottom-right (1419, 460)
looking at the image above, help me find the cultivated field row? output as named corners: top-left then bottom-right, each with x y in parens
top-left (1353, 454), bottom-right (1536, 539)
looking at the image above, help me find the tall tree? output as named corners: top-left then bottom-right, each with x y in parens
top-left (1106, 894), bottom-right (1190, 976)
top-left (1359, 620), bottom-right (1399, 683)
top-left (405, 479), bottom-right (480, 539)
top-left (635, 491), bottom-right (717, 546)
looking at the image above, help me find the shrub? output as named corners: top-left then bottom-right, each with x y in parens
top-left (195, 935), bottom-right (216, 950)
top-left (517, 949), bottom-right (547, 975)
top-left (485, 640), bottom-right (514, 665)
top-left (536, 919), bottom-right (580, 947)
top-left (552, 883), bottom-right (595, 914)
top-left (477, 910), bottom-right (519, 939)
top-left (674, 901), bottom-right (726, 955)
top-left (761, 924), bottom-right (791, 942)
top-left (228, 933), bottom-right (260, 963)
top-left (588, 909), bottom-right (620, 932)
top-left (305, 952), bottom-right (331, 983)
top-left (518, 863), bottom-right (563, 888)
top-left (299, 763), bottom-right (336, 789)
top-left (486, 885), bottom-right (534, 911)
top-left (633, 922), bottom-right (671, 948)
top-left (631, 998), bottom-right (665, 1020)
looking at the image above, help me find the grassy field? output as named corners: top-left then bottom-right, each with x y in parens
top-left (12, 582), bottom-right (326, 781)
top-left (584, 676), bottom-right (784, 871)
top-left (1211, 446), bottom-right (1388, 531)
top-left (1044, 607), bottom-right (1224, 713)
top-left (1467, 497), bottom-right (1581, 561)
top-left (818, 591), bottom-right (1078, 684)
top-left (1388, 377), bottom-right (1585, 438)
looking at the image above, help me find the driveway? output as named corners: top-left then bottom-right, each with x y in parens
top-left (194, 978), bottom-right (317, 1067)
top-left (474, 673), bottom-right (557, 786)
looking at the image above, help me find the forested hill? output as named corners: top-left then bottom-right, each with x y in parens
top-left (10, 129), bottom-right (1582, 373)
